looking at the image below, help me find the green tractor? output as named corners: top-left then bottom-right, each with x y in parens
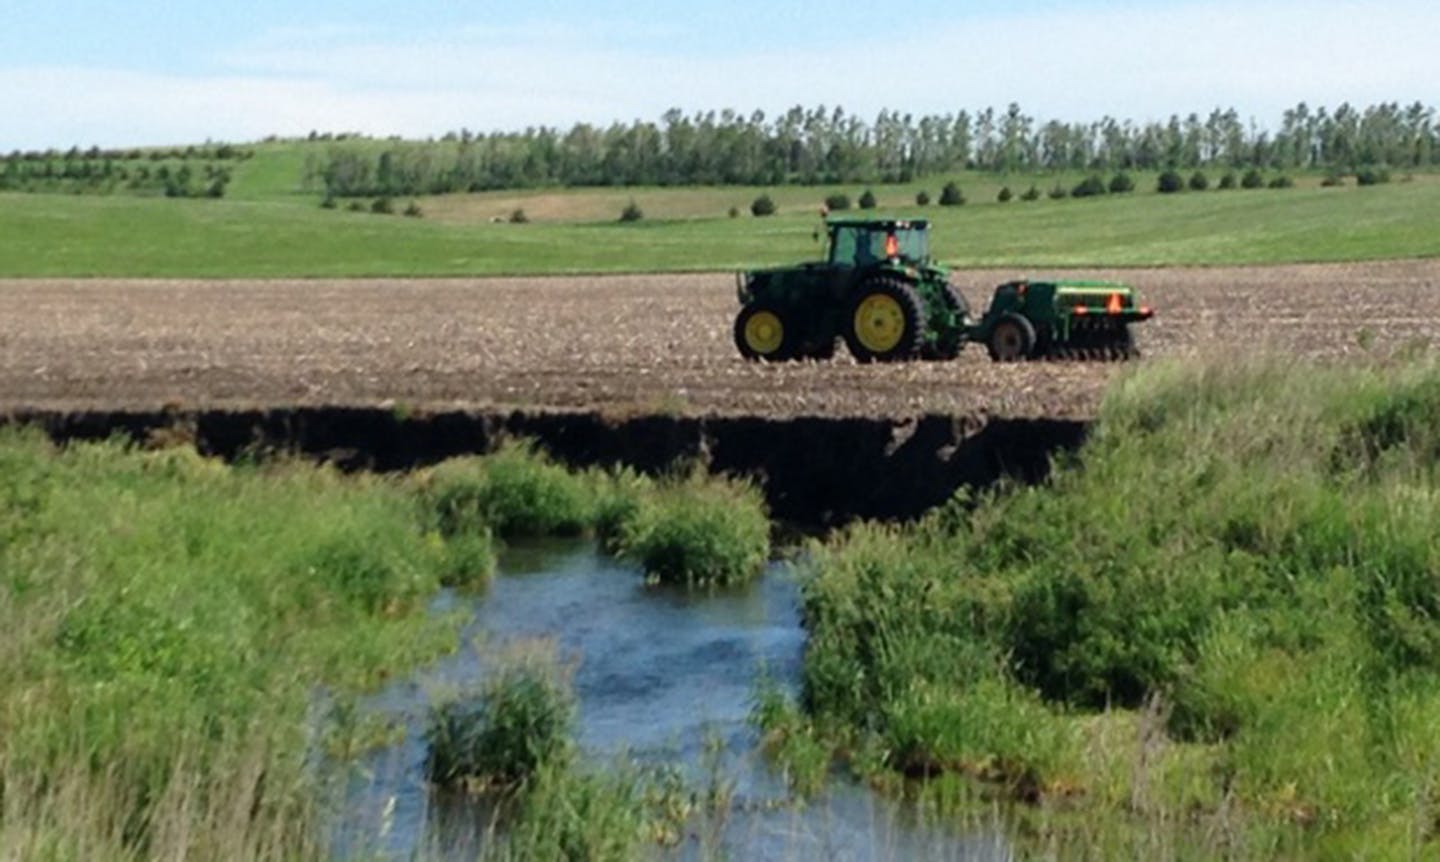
top-left (733, 218), bottom-right (1152, 363)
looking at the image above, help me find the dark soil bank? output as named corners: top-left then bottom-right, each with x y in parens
top-left (8, 407), bottom-right (1086, 526)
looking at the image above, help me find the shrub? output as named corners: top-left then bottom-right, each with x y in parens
top-left (938, 181), bottom-right (965, 206)
top-left (422, 443), bottom-right (594, 539)
top-left (509, 207), bottom-right (529, 223)
top-left (618, 200), bottom-right (643, 222)
top-left (1156, 170), bottom-right (1184, 193)
top-left (1047, 184), bottom-right (1068, 200)
top-left (347, 200), bottom-right (367, 212)
top-left (857, 188), bottom-right (877, 209)
top-left (750, 193), bottom-right (777, 217)
top-left (1356, 167), bottom-right (1392, 186)
top-left (1188, 171), bottom-right (1210, 191)
top-left (1241, 168), bottom-right (1265, 189)
top-left (996, 186), bottom-right (1013, 203)
top-left (1071, 174), bottom-right (1107, 198)
top-left (824, 192), bottom-right (851, 211)
top-left (617, 472), bottom-right (769, 587)
top-left (371, 197), bottom-right (394, 214)
top-left (320, 195), bottom-right (338, 210)
top-left (1108, 172), bottom-right (1135, 194)
top-left (728, 206), bottom-right (740, 218)
top-left (425, 647), bottom-right (575, 790)
top-left (403, 200), bottom-right (423, 218)
top-left (1020, 185), bottom-right (1041, 202)
top-left (1218, 171), bottom-right (1239, 189)
top-left (1268, 175), bottom-right (1294, 189)
top-left (915, 190), bottom-right (931, 206)
top-left (1321, 171), bottom-right (1345, 187)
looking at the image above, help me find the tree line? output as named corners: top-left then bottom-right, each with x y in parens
top-left (0, 158), bottom-right (233, 198)
top-left (309, 101), bottom-right (1437, 197)
top-left (0, 146), bottom-right (251, 198)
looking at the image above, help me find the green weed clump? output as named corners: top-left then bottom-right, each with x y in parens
top-left (421, 442), bottom-right (594, 538)
top-left (616, 471), bottom-right (769, 586)
top-left (798, 355), bottom-right (1440, 853)
top-left (425, 646), bottom-right (575, 791)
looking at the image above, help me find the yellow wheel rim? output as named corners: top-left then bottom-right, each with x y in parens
top-left (744, 310), bottom-right (784, 355)
top-left (853, 293), bottom-right (906, 354)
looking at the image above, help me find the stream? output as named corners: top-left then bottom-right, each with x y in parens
top-left (329, 538), bottom-right (1005, 860)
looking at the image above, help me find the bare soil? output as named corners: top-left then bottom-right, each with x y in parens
top-left (4, 261), bottom-right (1439, 419)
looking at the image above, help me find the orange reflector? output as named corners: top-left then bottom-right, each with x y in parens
top-left (1106, 292), bottom-right (1123, 314)
top-left (1073, 305), bottom-right (1089, 315)
top-left (1140, 305), bottom-right (1153, 316)
top-left (885, 234), bottom-right (899, 258)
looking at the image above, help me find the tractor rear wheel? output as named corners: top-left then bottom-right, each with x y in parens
top-left (844, 278), bottom-right (924, 363)
top-left (987, 314), bottom-right (1036, 362)
top-left (734, 304), bottom-right (796, 361)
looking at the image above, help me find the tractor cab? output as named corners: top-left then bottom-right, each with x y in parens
top-left (827, 219), bottom-right (930, 268)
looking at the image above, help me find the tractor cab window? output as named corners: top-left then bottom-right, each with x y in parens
top-left (894, 227), bottom-right (928, 260)
top-left (829, 225), bottom-right (928, 266)
top-left (829, 226), bottom-right (861, 266)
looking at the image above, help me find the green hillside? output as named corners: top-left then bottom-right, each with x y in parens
top-left (1, 141), bottom-right (1437, 277)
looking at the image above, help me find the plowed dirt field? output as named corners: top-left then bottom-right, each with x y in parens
top-left (4, 262), bottom-right (1438, 418)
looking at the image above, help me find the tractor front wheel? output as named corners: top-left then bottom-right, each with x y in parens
top-left (987, 314), bottom-right (1037, 362)
top-left (734, 304), bottom-right (795, 361)
top-left (844, 279), bottom-right (924, 363)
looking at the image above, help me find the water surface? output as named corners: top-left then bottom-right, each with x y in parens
top-left (332, 539), bottom-right (1003, 860)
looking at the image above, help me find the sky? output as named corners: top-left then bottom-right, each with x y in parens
top-left (0, 0), bottom-right (1436, 150)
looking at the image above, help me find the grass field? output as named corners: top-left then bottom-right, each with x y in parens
top-left (2, 141), bottom-right (1439, 277)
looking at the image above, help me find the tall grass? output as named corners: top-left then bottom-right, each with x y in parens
top-left (0, 431), bottom-right (481, 859)
top-left (615, 469), bottom-right (771, 587)
top-left (799, 354), bottom-right (1440, 854)
top-left (417, 445), bottom-right (771, 587)
top-left (425, 643), bottom-right (576, 791)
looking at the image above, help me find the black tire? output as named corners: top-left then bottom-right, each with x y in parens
top-left (843, 278), bottom-right (925, 363)
top-left (987, 314), bottom-right (1036, 362)
top-left (734, 303), bottom-right (796, 361)
top-left (921, 283), bottom-right (969, 360)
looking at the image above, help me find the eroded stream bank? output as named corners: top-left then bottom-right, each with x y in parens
top-left (9, 407), bottom-right (1086, 526)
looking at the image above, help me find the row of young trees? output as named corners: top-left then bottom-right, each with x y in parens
top-left (2, 144), bottom-right (252, 163)
top-left (0, 158), bottom-right (232, 198)
top-left (310, 101), bottom-right (1437, 197)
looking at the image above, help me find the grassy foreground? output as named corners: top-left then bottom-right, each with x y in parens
top-left (786, 354), bottom-right (1440, 856)
top-left (0, 433), bottom-right (768, 859)
top-left (1, 149), bottom-right (1439, 276)
top-left (0, 434), bottom-right (476, 859)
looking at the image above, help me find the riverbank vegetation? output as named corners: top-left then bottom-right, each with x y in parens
top-left (784, 354), bottom-right (1440, 856)
top-left (6, 352), bottom-right (1440, 856)
top-left (0, 432), bottom-right (768, 858)
top-left (0, 432), bottom-right (474, 859)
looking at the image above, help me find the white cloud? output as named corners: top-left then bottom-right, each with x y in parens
top-left (1, 0), bottom-right (1436, 149)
